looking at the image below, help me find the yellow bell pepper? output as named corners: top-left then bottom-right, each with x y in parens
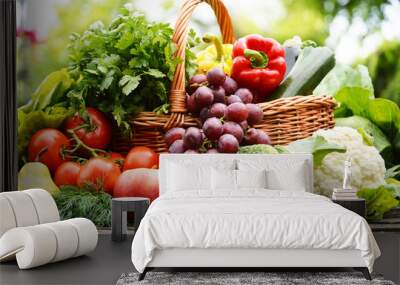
top-left (196, 33), bottom-right (233, 76)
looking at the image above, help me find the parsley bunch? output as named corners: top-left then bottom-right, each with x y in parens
top-left (67, 7), bottom-right (199, 132)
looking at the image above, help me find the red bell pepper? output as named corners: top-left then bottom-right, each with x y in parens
top-left (231, 34), bottom-right (286, 102)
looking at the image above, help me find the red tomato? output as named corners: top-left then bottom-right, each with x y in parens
top-left (99, 152), bottom-right (125, 169)
top-left (54, 162), bottom-right (81, 186)
top-left (109, 152), bottom-right (124, 164)
top-left (113, 169), bottom-right (159, 201)
top-left (64, 107), bottom-right (112, 150)
top-left (77, 157), bottom-right (121, 195)
top-left (28, 128), bottom-right (71, 173)
top-left (110, 152), bottom-right (124, 169)
top-left (123, 146), bottom-right (159, 171)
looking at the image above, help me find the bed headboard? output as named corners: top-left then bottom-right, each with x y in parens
top-left (159, 154), bottom-right (313, 195)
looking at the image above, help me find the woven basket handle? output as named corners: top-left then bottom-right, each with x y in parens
top-left (165, 0), bottom-right (235, 128)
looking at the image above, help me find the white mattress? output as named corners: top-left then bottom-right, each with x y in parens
top-left (131, 190), bottom-right (380, 273)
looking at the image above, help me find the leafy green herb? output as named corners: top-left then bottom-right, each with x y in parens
top-left (67, 7), bottom-right (199, 133)
top-left (54, 185), bottom-right (112, 227)
top-left (357, 185), bottom-right (399, 222)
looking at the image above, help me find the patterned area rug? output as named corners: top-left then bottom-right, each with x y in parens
top-left (117, 271), bottom-right (395, 285)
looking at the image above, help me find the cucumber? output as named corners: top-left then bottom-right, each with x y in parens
top-left (270, 46), bottom-right (335, 100)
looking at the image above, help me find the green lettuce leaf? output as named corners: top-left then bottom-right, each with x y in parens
top-left (334, 87), bottom-right (371, 118)
top-left (284, 135), bottom-right (346, 166)
top-left (357, 185), bottom-right (399, 221)
top-left (314, 63), bottom-right (400, 165)
top-left (313, 64), bottom-right (374, 98)
top-left (19, 69), bottom-right (73, 113)
top-left (334, 87), bottom-right (400, 140)
top-left (367, 98), bottom-right (400, 139)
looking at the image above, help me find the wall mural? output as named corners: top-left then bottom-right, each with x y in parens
top-left (16, 0), bottom-right (400, 228)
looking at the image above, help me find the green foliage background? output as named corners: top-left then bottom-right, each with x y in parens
top-left (18, 0), bottom-right (398, 106)
top-left (362, 41), bottom-right (400, 106)
top-left (17, 0), bottom-right (124, 105)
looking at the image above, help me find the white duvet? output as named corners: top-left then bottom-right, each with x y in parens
top-left (131, 190), bottom-right (380, 273)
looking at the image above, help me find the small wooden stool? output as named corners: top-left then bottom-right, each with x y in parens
top-left (111, 197), bottom-right (150, 242)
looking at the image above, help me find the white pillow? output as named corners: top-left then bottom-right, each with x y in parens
top-left (167, 162), bottom-right (212, 192)
top-left (211, 168), bottom-right (268, 191)
top-left (212, 168), bottom-right (237, 191)
top-left (236, 169), bottom-right (267, 189)
top-left (266, 166), bottom-right (307, 191)
top-left (237, 159), bottom-right (309, 191)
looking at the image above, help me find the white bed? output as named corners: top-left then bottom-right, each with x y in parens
top-left (131, 154), bottom-right (380, 280)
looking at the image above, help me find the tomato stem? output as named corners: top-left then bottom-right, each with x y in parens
top-left (65, 125), bottom-right (107, 158)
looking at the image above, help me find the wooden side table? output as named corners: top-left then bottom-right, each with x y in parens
top-left (111, 197), bottom-right (150, 242)
top-left (332, 198), bottom-right (366, 218)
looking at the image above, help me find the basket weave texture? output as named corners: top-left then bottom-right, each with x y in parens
top-left (112, 0), bottom-right (335, 153)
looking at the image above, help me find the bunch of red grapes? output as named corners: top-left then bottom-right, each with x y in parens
top-left (165, 67), bottom-right (271, 153)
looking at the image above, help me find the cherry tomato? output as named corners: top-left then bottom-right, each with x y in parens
top-left (28, 128), bottom-right (71, 173)
top-left (77, 157), bottom-right (121, 195)
top-left (54, 162), bottom-right (81, 187)
top-left (123, 146), bottom-right (159, 171)
top-left (64, 107), bottom-right (112, 150)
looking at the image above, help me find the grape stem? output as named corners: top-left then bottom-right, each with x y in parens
top-left (201, 138), bottom-right (215, 152)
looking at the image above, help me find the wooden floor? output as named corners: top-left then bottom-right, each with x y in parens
top-left (0, 234), bottom-right (134, 285)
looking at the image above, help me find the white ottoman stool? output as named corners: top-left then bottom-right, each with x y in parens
top-left (0, 189), bottom-right (98, 269)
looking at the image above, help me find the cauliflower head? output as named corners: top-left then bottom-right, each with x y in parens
top-left (313, 126), bottom-right (386, 197)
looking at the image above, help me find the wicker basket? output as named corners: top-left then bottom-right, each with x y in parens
top-left (256, 95), bottom-right (335, 145)
top-left (112, 0), bottom-right (335, 153)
